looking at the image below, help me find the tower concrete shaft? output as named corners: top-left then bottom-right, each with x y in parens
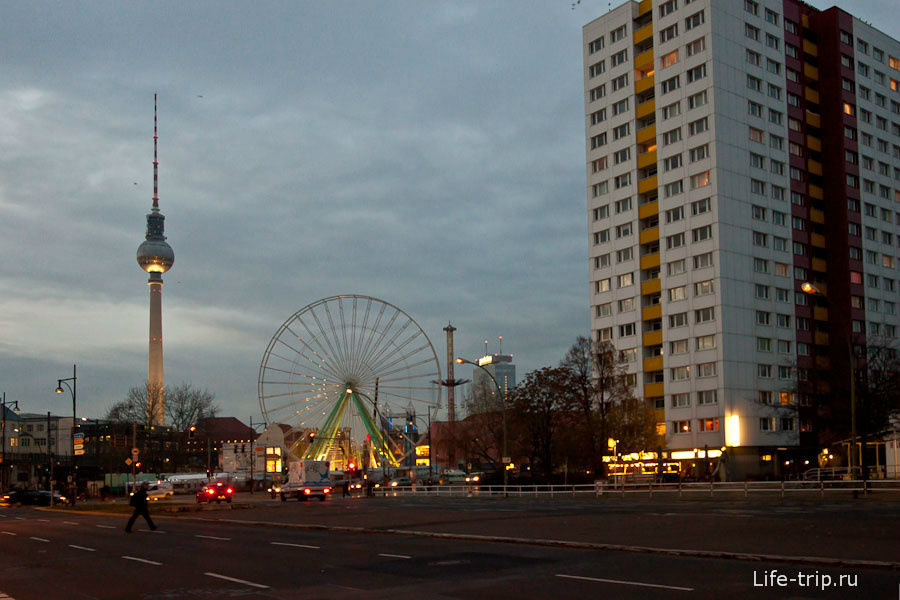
top-left (148, 273), bottom-right (165, 425)
top-left (443, 323), bottom-right (457, 424)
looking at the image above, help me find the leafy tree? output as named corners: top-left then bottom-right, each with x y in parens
top-left (510, 366), bottom-right (568, 480)
top-left (106, 382), bottom-right (218, 429)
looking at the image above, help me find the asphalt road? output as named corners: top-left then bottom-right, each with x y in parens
top-left (1, 499), bottom-right (898, 599)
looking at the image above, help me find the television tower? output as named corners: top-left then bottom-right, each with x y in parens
top-left (136, 94), bottom-right (174, 426)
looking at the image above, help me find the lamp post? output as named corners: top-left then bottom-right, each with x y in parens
top-left (1, 394), bottom-right (21, 489)
top-left (55, 364), bottom-right (77, 503)
top-left (456, 357), bottom-right (508, 494)
top-left (800, 282), bottom-right (857, 478)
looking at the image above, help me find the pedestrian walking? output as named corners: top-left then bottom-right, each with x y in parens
top-left (125, 482), bottom-right (157, 533)
top-left (342, 480), bottom-right (350, 497)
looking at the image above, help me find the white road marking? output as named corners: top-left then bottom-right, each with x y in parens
top-left (270, 541), bottom-right (319, 550)
top-left (96, 525), bottom-right (115, 529)
top-left (122, 556), bottom-right (162, 566)
top-left (143, 529), bottom-right (165, 534)
top-left (14, 517), bottom-right (25, 520)
top-left (69, 545), bottom-right (96, 552)
top-left (378, 553), bottom-right (412, 559)
top-left (36, 519), bottom-right (49, 522)
top-left (63, 521), bottom-right (79, 525)
top-left (1, 532), bottom-right (16, 536)
top-left (29, 537), bottom-right (50, 543)
top-left (204, 572), bottom-right (269, 589)
top-left (556, 574), bottom-right (694, 592)
top-left (195, 534), bottom-right (230, 541)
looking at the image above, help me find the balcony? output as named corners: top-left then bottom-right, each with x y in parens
top-left (808, 185), bottom-right (824, 200)
top-left (813, 306), bottom-right (829, 322)
top-left (635, 98), bottom-right (656, 120)
top-left (804, 63), bottom-right (819, 80)
top-left (810, 236), bottom-right (826, 250)
top-left (803, 40), bottom-right (818, 56)
top-left (638, 199), bottom-right (658, 219)
top-left (809, 208), bottom-right (825, 224)
top-left (636, 124), bottom-right (656, 145)
top-left (635, 73), bottom-right (655, 95)
top-left (637, 174), bottom-right (658, 194)
top-left (634, 48), bottom-right (654, 70)
top-left (806, 135), bottom-right (822, 152)
top-left (641, 278), bottom-right (661, 296)
top-left (643, 382), bottom-right (665, 397)
top-left (805, 88), bottom-right (820, 104)
top-left (641, 304), bottom-right (662, 321)
top-left (814, 331), bottom-right (829, 346)
top-left (806, 111), bottom-right (821, 128)
top-left (639, 225), bottom-right (659, 245)
top-left (637, 149), bottom-right (657, 170)
top-left (640, 252), bottom-right (660, 270)
top-left (633, 22), bottom-right (653, 45)
top-left (643, 357), bottom-right (664, 373)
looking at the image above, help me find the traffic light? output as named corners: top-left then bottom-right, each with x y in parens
top-left (134, 461), bottom-right (142, 470)
top-left (189, 425), bottom-right (197, 439)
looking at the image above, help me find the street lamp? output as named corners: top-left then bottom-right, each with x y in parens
top-left (1, 394), bottom-right (21, 489)
top-left (55, 364), bottom-right (77, 503)
top-left (456, 357), bottom-right (508, 494)
top-left (800, 283), bottom-right (857, 478)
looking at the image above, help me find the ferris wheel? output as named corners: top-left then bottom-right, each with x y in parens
top-left (258, 295), bottom-right (442, 469)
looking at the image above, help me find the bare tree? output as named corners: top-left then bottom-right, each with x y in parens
top-left (106, 382), bottom-right (218, 429)
top-left (511, 366), bottom-right (568, 480)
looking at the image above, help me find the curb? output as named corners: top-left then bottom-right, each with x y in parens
top-left (174, 515), bottom-right (900, 572)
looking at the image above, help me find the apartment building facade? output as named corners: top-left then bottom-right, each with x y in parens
top-left (584, 0), bottom-right (900, 478)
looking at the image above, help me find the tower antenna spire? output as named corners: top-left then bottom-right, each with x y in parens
top-left (152, 93), bottom-right (159, 210)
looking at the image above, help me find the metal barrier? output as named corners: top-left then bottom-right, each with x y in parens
top-left (373, 479), bottom-right (900, 499)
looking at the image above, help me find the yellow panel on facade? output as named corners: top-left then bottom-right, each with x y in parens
top-left (811, 257), bottom-right (826, 271)
top-left (803, 64), bottom-right (819, 80)
top-left (633, 22), bottom-right (653, 45)
top-left (810, 235), bottom-right (826, 249)
top-left (637, 174), bottom-right (658, 194)
top-left (807, 159), bottom-right (823, 176)
top-left (814, 331), bottom-right (829, 346)
top-left (634, 74), bottom-right (655, 95)
top-left (815, 356), bottom-right (831, 370)
top-left (806, 112), bottom-right (820, 128)
top-left (809, 208), bottom-right (825, 224)
top-left (638, 200), bottom-right (658, 220)
top-left (641, 278), bottom-right (662, 296)
top-left (640, 252), bottom-right (661, 270)
top-left (809, 185), bottom-right (824, 200)
top-left (641, 303), bottom-right (662, 321)
top-left (643, 356), bottom-right (663, 373)
top-left (637, 150), bottom-right (657, 169)
top-left (635, 99), bottom-right (656, 119)
top-left (635, 48), bottom-right (654, 69)
top-left (813, 306), bottom-right (829, 321)
top-left (802, 39), bottom-right (817, 56)
top-left (643, 382), bottom-right (664, 397)
top-left (639, 225), bottom-right (660, 245)
top-left (807, 135), bottom-right (822, 152)
top-left (636, 124), bottom-right (657, 145)
top-left (638, 0), bottom-right (652, 15)
top-left (805, 88), bottom-right (820, 104)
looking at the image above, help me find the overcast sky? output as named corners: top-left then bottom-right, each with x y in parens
top-left (1, 1), bottom-right (896, 424)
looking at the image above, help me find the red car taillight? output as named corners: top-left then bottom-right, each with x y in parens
top-left (323, 488), bottom-right (331, 494)
top-left (226, 488), bottom-right (233, 494)
top-left (303, 488), bottom-right (311, 494)
top-left (206, 489), bottom-right (215, 495)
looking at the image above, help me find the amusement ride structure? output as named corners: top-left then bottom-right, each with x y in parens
top-left (258, 295), bottom-right (442, 470)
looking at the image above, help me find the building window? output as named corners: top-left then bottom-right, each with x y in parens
top-left (673, 420), bottom-right (692, 433)
top-left (671, 393), bottom-right (691, 408)
top-left (699, 417), bottom-right (719, 432)
top-left (697, 390), bottom-right (717, 405)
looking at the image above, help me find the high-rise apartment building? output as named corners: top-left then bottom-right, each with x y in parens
top-left (471, 353), bottom-right (516, 404)
top-left (584, 0), bottom-right (900, 478)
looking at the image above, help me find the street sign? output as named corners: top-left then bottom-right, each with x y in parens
top-left (73, 433), bottom-right (84, 440)
top-left (125, 458), bottom-right (133, 466)
top-left (73, 443), bottom-right (84, 450)
top-left (74, 450), bottom-right (85, 456)
top-left (131, 447), bottom-right (140, 458)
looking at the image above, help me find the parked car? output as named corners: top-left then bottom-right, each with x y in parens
top-left (388, 477), bottom-right (412, 488)
top-left (196, 482), bottom-right (233, 504)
